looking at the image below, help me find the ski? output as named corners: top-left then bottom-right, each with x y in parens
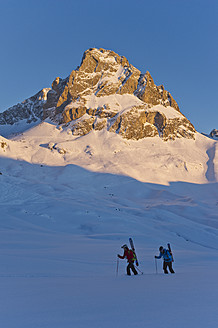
top-left (167, 243), bottom-right (174, 262)
top-left (129, 238), bottom-right (139, 266)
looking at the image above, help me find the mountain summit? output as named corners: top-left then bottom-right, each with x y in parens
top-left (0, 48), bottom-right (195, 140)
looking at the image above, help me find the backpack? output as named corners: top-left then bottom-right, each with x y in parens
top-left (127, 249), bottom-right (135, 262)
top-left (132, 250), bottom-right (136, 262)
top-left (164, 249), bottom-right (172, 261)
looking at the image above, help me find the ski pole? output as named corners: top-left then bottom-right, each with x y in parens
top-left (135, 265), bottom-right (143, 275)
top-left (116, 257), bottom-right (119, 277)
top-left (155, 258), bottom-right (158, 274)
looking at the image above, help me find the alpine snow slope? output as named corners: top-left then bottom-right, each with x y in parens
top-left (0, 122), bottom-right (218, 328)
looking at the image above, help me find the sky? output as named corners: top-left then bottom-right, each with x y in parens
top-left (0, 0), bottom-right (217, 134)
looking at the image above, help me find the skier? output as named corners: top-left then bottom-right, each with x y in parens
top-left (118, 244), bottom-right (138, 276)
top-left (155, 246), bottom-right (175, 274)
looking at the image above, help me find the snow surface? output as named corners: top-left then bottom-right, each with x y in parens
top-left (0, 118), bottom-right (41, 138)
top-left (65, 93), bottom-right (183, 120)
top-left (1, 122), bottom-right (217, 184)
top-left (0, 123), bottom-right (218, 328)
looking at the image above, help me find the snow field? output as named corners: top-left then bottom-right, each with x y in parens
top-left (0, 121), bottom-right (218, 327)
top-left (0, 153), bottom-right (218, 327)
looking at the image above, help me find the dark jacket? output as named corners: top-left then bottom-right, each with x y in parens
top-left (118, 248), bottom-right (135, 263)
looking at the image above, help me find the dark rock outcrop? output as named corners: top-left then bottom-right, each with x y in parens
top-left (0, 88), bottom-right (50, 126)
top-left (210, 129), bottom-right (218, 140)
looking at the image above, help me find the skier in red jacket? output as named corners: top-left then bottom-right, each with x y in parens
top-left (118, 244), bottom-right (138, 276)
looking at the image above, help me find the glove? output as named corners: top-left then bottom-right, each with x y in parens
top-left (154, 256), bottom-right (158, 259)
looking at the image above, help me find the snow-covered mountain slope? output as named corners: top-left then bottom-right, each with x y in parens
top-left (1, 122), bottom-right (217, 184)
top-left (0, 139), bottom-right (218, 327)
top-left (0, 121), bottom-right (218, 328)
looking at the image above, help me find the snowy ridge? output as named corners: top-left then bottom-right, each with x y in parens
top-left (0, 88), bottom-right (50, 137)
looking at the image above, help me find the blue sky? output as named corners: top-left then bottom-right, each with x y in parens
top-left (0, 0), bottom-right (217, 133)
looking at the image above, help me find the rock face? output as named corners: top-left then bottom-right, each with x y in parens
top-left (0, 135), bottom-right (8, 152)
top-left (0, 88), bottom-right (50, 126)
top-left (210, 129), bottom-right (218, 140)
top-left (0, 48), bottom-right (196, 140)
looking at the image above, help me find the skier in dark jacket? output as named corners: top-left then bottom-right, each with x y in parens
top-left (155, 246), bottom-right (175, 274)
top-left (118, 244), bottom-right (138, 276)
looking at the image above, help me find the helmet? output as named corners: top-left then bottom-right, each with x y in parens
top-left (121, 244), bottom-right (128, 249)
top-left (159, 246), bottom-right (163, 252)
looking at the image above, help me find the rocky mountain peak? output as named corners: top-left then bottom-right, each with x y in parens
top-left (0, 48), bottom-right (195, 140)
top-left (49, 48), bottom-right (180, 115)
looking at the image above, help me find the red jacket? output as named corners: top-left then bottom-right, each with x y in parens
top-left (118, 248), bottom-right (135, 263)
